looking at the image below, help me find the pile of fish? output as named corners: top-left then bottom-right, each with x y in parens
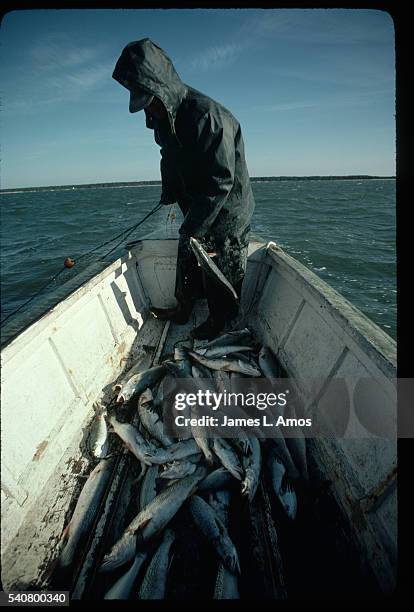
top-left (56, 328), bottom-right (309, 599)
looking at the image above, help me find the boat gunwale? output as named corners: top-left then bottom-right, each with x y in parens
top-left (2, 239), bottom-right (396, 378)
top-left (0, 239), bottom-right (266, 356)
top-left (1, 252), bottom-right (133, 354)
top-left (266, 242), bottom-right (396, 373)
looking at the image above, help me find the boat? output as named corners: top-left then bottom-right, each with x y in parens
top-left (0, 236), bottom-right (397, 597)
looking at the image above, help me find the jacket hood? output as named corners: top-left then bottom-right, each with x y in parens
top-left (112, 38), bottom-right (187, 135)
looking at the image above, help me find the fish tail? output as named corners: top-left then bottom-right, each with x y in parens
top-left (57, 534), bottom-right (76, 569)
top-left (93, 400), bottom-right (107, 416)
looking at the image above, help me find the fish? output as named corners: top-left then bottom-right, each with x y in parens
top-left (117, 365), bottom-right (167, 404)
top-left (241, 436), bottom-right (261, 502)
top-left (189, 237), bottom-right (238, 302)
top-left (187, 351), bottom-right (261, 377)
top-left (139, 465), bottom-right (160, 512)
top-left (113, 348), bottom-right (153, 393)
top-left (258, 346), bottom-right (281, 379)
top-left (208, 489), bottom-right (232, 527)
top-left (285, 435), bottom-right (308, 482)
top-left (138, 529), bottom-right (175, 599)
top-left (267, 452), bottom-right (286, 497)
top-left (208, 491), bottom-right (240, 600)
top-left (228, 430), bottom-right (254, 456)
top-left (149, 438), bottom-right (201, 465)
top-left (153, 376), bottom-right (176, 416)
top-left (103, 551), bottom-right (147, 599)
top-left (230, 351), bottom-right (259, 364)
top-left (99, 466), bottom-right (207, 572)
top-left (229, 371), bottom-right (247, 383)
top-left (173, 347), bottom-right (193, 377)
top-left (163, 360), bottom-right (192, 379)
top-left (194, 345), bottom-right (255, 359)
top-left (268, 434), bottom-right (300, 481)
top-left (88, 401), bottom-right (109, 459)
top-left (187, 452), bottom-right (205, 464)
top-left (137, 463), bottom-right (148, 484)
top-left (153, 375), bottom-right (167, 406)
top-left (191, 363), bottom-right (212, 378)
top-left (58, 459), bottom-right (113, 569)
top-left (191, 432), bottom-right (214, 464)
top-left (197, 467), bottom-right (239, 495)
top-left (138, 388), bottom-right (174, 448)
top-left (213, 369), bottom-right (230, 393)
top-left (159, 459), bottom-right (198, 480)
top-left (278, 481), bottom-right (298, 520)
top-left (202, 328), bottom-right (253, 349)
top-left (213, 438), bottom-right (243, 481)
top-left (108, 415), bottom-right (155, 466)
top-left (187, 495), bottom-right (240, 574)
top-left (213, 560), bottom-right (240, 599)
top-left (267, 448), bottom-right (298, 519)
top-left (189, 367), bottom-right (215, 462)
top-left (187, 407), bottom-right (214, 464)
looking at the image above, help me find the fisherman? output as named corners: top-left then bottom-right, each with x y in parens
top-left (112, 38), bottom-right (255, 340)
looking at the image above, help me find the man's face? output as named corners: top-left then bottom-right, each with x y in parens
top-left (128, 86), bottom-right (154, 113)
top-left (145, 96), bottom-right (168, 120)
top-left (126, 83), bottom-right (167, 119)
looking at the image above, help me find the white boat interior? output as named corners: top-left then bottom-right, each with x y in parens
top-left (1, 237), bottom-right (397, 595)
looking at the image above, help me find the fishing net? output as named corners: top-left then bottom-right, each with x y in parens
top-left (1, 204), bottom-right (182, 347)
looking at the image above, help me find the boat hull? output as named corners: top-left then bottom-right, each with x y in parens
top-left (0, 239), bottom-right (396, 593)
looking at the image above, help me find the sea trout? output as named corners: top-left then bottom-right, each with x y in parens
top-left (117, 365), bottom-right (167, 404)
top-left (88, 401), bottom-right (109, 459)
top-left (58, 459), bottom-right (113, 569)
top-left (108, 415), bottom-right (155, 466)
top-left (138, 388), bottom-right (174, 448)
top-left (187, 495), bottom-right (240, 574)
top-left (99, 467), bottom-right (207, 572)
top-left (138, 529), bottom-right (175, 599)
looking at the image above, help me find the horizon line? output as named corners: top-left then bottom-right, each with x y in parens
top-left (1, 175), bottom-right (396, 193)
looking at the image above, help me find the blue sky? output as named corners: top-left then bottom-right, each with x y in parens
top-left (1, 8), bottom-right (395, 189)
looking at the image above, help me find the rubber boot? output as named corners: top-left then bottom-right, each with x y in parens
top-left (150, 302), bottom-right (193, 324)
top-left (151, 234), bottom-right (203, 324)
top-left (190, 269), bottom-right (243, 340)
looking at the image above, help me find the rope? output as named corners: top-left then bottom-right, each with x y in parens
top-left (0, 202), bottom-right (163, 327)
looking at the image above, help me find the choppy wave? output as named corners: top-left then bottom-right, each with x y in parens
top-left (0, 179), bottom-right (396, 341)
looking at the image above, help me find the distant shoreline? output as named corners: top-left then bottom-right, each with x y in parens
top-left (0, 175), bottom-right (395, 194)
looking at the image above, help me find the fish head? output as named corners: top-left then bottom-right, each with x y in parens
top-left (140, 388), bottom-right (153, 405)
top-left (93, 401), bottom-right (107, 417)
top-left (117, 392), bottom-right (127, 404)
top-left (107, 414), bottom-right (117, 428)
top-left (241, 480), bottom-right (249, 497)
top-left (223, 548), bottom-right (241, 574)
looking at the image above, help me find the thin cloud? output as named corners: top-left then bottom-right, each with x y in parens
top-left (188, 43), bottom-right (244, 71)
top-left (263, 64), bottom-right (395, 91)
top-left (251, 89), bottom-right (394, 114)
top-left (31, 43), bottom-right (102, 71)
top-left (46, 61), bottom-right (113, 92)
top-left (3, 31), bottom-right (114, 116)
top-left (3, 60), bottom-right (114, 116)
top-left (242, 9), bottom-right (394, 46)
top-left (253, 101), bottom-right (321, 112)
top-left (30, 32), bottom-right (107, 71)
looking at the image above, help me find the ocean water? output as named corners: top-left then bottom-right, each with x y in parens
top-left (0, 179), bottom-right (396, 344)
